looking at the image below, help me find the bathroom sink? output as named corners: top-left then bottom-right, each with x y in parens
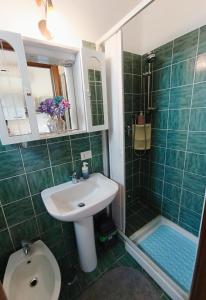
top-left (41, 173), bottom-right (119, 273)
top-left (41, 173), bottom-right (118, 222)
top-left (3, 240), bottom-right (61, 300)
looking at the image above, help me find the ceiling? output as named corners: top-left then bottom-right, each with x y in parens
top-left (0, 0), bottom-right (140, 46)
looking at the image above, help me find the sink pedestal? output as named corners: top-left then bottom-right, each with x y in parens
top-left (74, 216), bottom-right (97, 272)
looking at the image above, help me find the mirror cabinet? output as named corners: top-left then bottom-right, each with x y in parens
top-left (0, 30), bottom-right (108, 145)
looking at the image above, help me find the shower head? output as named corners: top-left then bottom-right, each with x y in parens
top-left (145, 52), bottom-right (156, 63)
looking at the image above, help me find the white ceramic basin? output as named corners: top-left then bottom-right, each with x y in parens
top-left (41, 173), bottom-right (119, 222)
top-left (41, 173), bottom-right (119, 273)
top-left (3, 240), bottom-right (61, 300)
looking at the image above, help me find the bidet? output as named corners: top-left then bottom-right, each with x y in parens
top-left (3, 240), bottom-right (61, 300)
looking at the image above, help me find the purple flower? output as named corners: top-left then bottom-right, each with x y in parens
top-left (38, 96), bottom-right (70, 117)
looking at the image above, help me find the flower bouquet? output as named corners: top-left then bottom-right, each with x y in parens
top-left (38, 96), bottom-right (70, 133)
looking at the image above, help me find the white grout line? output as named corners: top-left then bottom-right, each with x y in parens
top-left (160, 40), bottom-right (174, 213)
top-left (0, 205), bottom-right (15, 250)
top-left (18, 146), bottom-right (41, 241)
top-left (46, 139), bottom-right (55, 186)
top-left (177, 28), bottom-right (201, 225)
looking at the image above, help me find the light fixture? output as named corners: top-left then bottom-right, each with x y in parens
top-left (36, 0), bottom-right (54, 40)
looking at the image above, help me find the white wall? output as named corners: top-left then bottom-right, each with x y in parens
top-left (0, 0), bottom-right (138, 47)
top-left (123, 0), bottom-right (206, 54)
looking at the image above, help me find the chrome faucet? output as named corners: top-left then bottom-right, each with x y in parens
top-left (72, 172), bottom-right (78, 184)
top-left (21, 240), bottom-right (31, 255)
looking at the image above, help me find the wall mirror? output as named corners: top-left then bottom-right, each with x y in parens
top-left (27, 61), bottom-right (78, 134)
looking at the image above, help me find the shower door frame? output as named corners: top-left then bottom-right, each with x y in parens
top-left (190, 200), bottom-right (206, 300)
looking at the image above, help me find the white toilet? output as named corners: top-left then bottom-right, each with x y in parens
top-left (3, 240), bottom-right (61, 300)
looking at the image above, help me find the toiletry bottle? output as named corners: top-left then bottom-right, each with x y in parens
top-left (138, 111), bottom-right (145, 125)
top-left (82, 162), bottom-right (89, 179)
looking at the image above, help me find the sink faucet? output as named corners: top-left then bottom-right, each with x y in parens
top-left (21, 240), bottom-right (31, 255)
top-left (72, 172), bottom-right (78, 184)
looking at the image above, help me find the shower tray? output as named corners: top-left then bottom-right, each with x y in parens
top-left (125, 216), bottom-right (198, 300)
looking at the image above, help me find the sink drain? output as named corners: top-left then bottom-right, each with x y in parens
top-left (29, 277), bottom-right (38, 287)
top-left (78, 203), bottom-right (85, 207)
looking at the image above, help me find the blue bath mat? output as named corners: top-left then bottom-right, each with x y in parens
top-left (138, 225), bottom-right (197, 292)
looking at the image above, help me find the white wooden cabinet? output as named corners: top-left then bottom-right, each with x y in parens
top-left (0, 30), bottom-right (108, 145)
top-left (0, 31), bottom-right (38, 144)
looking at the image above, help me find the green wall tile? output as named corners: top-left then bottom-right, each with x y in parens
top-left (154, 41), bottom-right (173, 70)
top-left (27, 168), bottom-right (53, 194)
top-left (153, 67), bottom-right (170, 91)
top-left (181, 190), bottom-right (204, 215)
top-left (0, 208), bottom-right (6, 231)
top-left (168, 109), bottom-right (189, 130)
top-left (183, 172), bottom-right (206, 196)
top-left (185, 152), bottom-right (206, 176)
top-left (166, 149), bottom-right (185, 170)
top-left (190, 108), bottom-right (206, 131)
top-left (195, 54), bottom-right (206, 82)
top-left (48, 141), bottom-right (72, 165)
top-left (37, 212), bottom-right (59, 234)
top-left (0, 150), bottom-right (24, 179)
top-left (71, 137), bottom-right (90, 160)
top-left (150, 177), bottom-right (163, 195)
top-left (170, 86), bottom-right (192, 109)
top-left (124, 74), bottom-right (133, 93)
top-left (152, 110), bottom-right (168, 129)
top-left (4, 197), bottom-right (34, 227)
top-left (152, 90), bottom-right (170, 110)
top-left (188, 132), bottom-right (206, 154)
top-left (193, 82), bottom-right (206, 107)
top-left (163, 182), bottom-right (181, 204)
top-left (167, 130), bottom-right (187, 151)
top-left (171, 58), bottom-right (195, 87)
top-left (150, 146), bottom-right (165, 164)
top-left (124, 52), bottom-right (133, 73)
top-left (53, 162), bottom-right (73, 185)
top-left (92, 155), bottom-right (103, 173)
top-left (179, 208), bottom-right (201, 233)
top-left (152, 129), bottom-right (167, 147)
top-left (124, 94), bottom-right (133, 112)
top-left (162, 199), bottom-right (179, 219)
top-left (90, 135), bottom-right (102, 156)
top-left (133, 75), bottom-right (141, 94)
top-left (165, 166), bottom-right (183, 187)
top-left (151, 163), bottom-right (164, 180)
top-left (133, 54), bottom-right (142, 75)
top-left (21, 145), bottom-right (50, 172)
top-left (0, 230), bottom-right (13, 256)
top-left (10, 218), bottom-right (39, 248)
top-left (198, 25), bottom-right (206, 55)
top-left (0, 175), bottom-right (29, 205)
top-left (32, 194), bottom-right (46, 215)
top-left (173, 30), bottom-right (198, 63)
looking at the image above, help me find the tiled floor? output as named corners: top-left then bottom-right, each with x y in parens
top-left (126, 201), bottom-right (159, 236)
top-left (59, 237), bottom-right (170, 300)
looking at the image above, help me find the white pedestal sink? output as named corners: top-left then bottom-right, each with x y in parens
top-left (41, 173), bottom-right (118, 272)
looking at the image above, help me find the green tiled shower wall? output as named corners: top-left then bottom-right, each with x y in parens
top-left (124, 51), bottom-right (142, 215)
top-left (124, 25), bottom-right (206, 236)
top-left (0, 132), bottom-right (103, 280)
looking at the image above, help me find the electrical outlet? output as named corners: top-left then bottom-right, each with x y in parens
top-left (80, 150), bottom-right (92, 160)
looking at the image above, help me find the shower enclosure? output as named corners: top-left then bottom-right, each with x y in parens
top-left (104, 3), bottom-right (206, 300)
top-left (120, 12), bottom-right (206, 300)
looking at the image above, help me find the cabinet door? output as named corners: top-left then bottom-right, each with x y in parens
top-left (0, 31), bottom-right (38, 144)
top-left (81, 48), bottom-right (108, 132)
